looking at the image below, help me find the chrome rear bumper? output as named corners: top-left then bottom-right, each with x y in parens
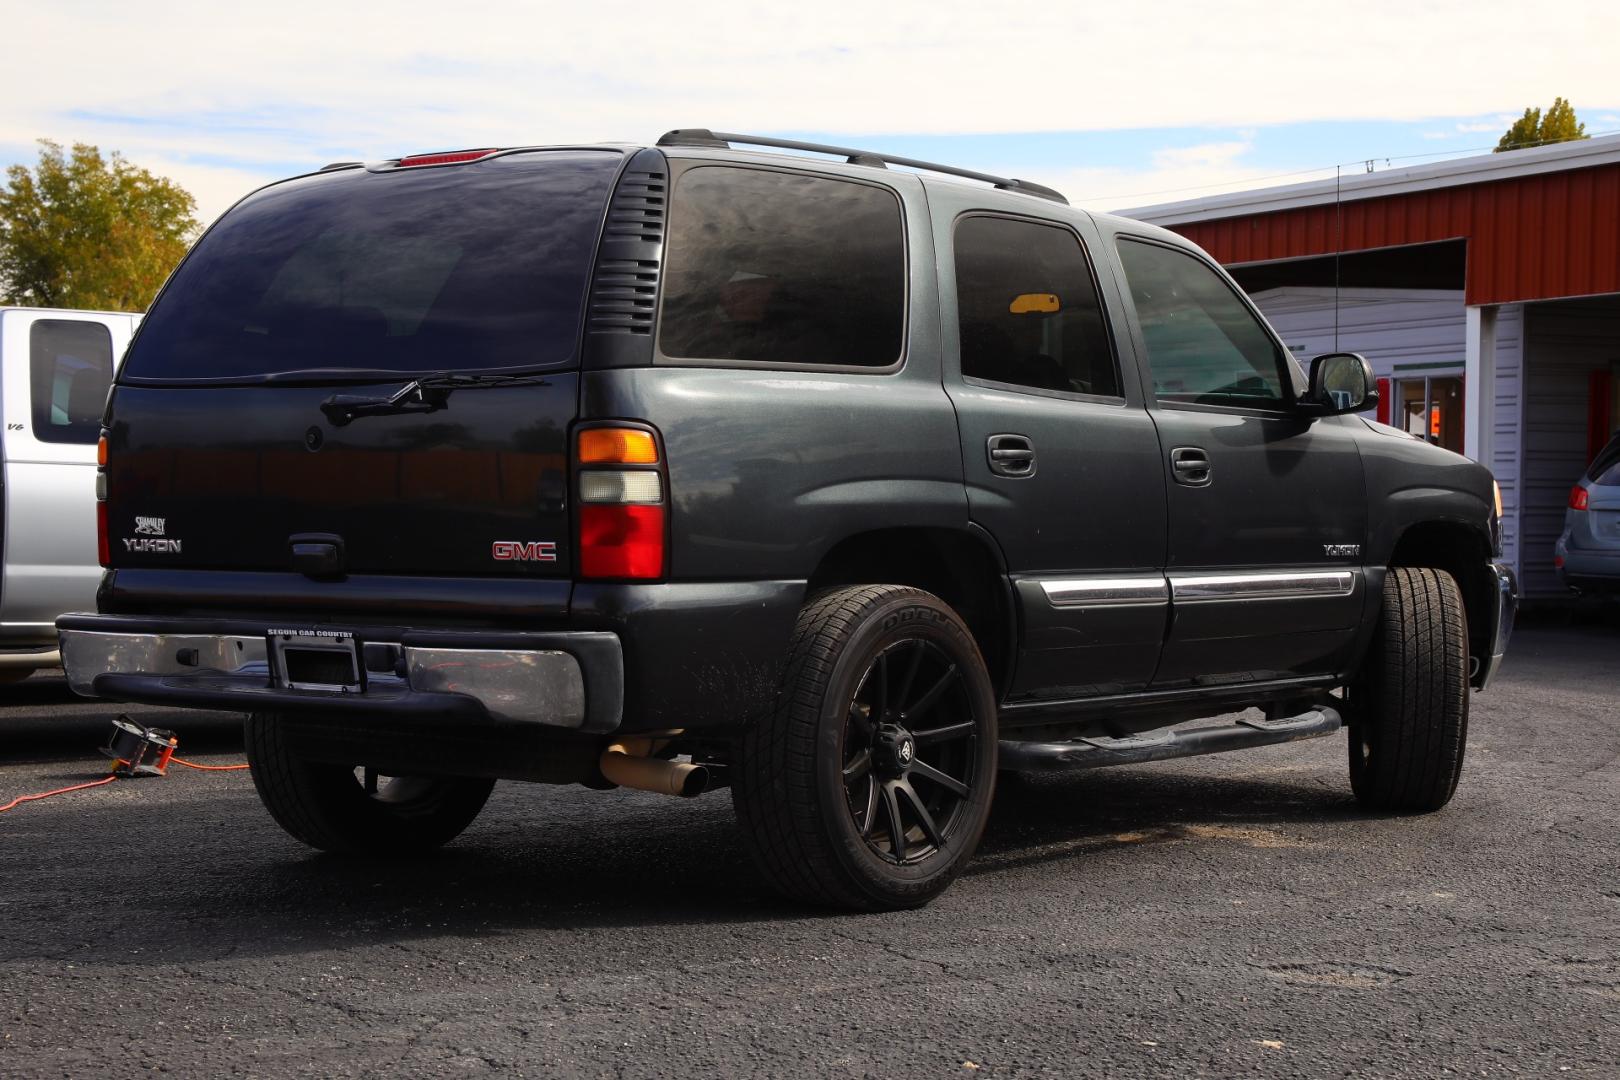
top-left (56, 615), bottom-right (623, 733)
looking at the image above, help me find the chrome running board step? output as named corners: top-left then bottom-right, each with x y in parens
top-left (998, 706), bottom-right (1343, 772)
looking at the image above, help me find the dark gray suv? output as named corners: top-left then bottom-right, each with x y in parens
top-left (59, 130), bottom-right (1516, 909)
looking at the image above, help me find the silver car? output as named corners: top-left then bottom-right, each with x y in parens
top-left (1556, 431), bottom-right (1620, 595)
top-left (1, 307), bottom-right (138, 683)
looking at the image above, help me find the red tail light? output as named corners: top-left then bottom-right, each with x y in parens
top-left (96, 433), bottom-right (110, 566)
top-left (579, 505), bottom-right (666, 578)
top-left (1570, 485), bottom-right (1590, 511)
top-left (96, 501), bottom-right (110, 568)
top-left (575, 426), bottom-right (666, 580)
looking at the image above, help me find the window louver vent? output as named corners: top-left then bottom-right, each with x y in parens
top-left (589, 170), bottom-right (666, 336)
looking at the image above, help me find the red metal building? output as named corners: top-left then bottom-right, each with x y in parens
top-left (1126, 135), bottom-right (1620, 597)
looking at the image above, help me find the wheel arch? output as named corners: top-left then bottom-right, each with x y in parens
top-left (1387, 519), bottom-right (1495, 670)
top-left (806, 526), bottom-right (1016, 699)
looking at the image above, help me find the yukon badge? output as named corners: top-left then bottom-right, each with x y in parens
top-left (492, 540), bottom-right (557, 562)
top-left (125, 516), bottom-right (182, 553)
top-left (1323, 544), bottom-right (1361, 558)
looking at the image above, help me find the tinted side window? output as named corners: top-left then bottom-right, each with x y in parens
top-left (1116, 238), bottom-right (1287, 408)
top-left (659, 168), bottom-right (904, 368)
top-left (954, 216), bottom-right (1118, 397)
top-left (30, 319), bottom-right (113, 444)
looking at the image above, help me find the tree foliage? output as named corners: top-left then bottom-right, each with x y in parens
top-left (0, 140), bottom-right (198, 311)
top-left (1495, 97), bottom-right (1589, 153)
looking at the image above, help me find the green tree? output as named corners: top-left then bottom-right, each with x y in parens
top-left (0, 140), bottom-right (198, 310)
top-left (1495, 97), bottom-right (1589, 153)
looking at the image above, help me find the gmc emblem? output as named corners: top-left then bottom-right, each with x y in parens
top-left (492, 540), bottom-right (557, 562)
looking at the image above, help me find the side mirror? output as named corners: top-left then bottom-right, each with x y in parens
top-left (1304, 352), bottom-right (1378, 415)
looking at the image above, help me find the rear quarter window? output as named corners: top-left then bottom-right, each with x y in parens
top-left (30, 319), bottom-right (113, 444)
top-left (657, 167), bottom-right (905, 369)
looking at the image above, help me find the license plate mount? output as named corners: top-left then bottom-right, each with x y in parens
top-left (269, 630), bottom-right (364, 693)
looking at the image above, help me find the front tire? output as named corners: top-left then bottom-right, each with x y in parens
top-left (245, 712), bottom-right (494, 854)
top-left (733, 585), bottom-right (998, 910)
top-left (1349, 567), bottom-right (1470, 812)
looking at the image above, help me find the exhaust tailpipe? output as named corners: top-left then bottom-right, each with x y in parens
top-left (599, 739), bottom-right (708, 798)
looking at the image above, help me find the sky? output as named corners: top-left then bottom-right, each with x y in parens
top-left (4, 1), bottom-right (1618, 225)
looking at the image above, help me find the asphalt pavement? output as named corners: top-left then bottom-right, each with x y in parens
top-left (1, 621), bottom-right (1616, 1078)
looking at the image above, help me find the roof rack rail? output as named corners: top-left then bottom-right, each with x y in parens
top-left (656, 129), bottom-right (1068, 205)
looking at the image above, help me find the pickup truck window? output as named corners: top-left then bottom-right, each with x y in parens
top-left (29, 319), bottom-right (112, 444)
top-left (954, 215), bottom-right (1118, 398)
top-left (1117, 238), bottom-right (1288, 409)
top-left (658, 167), bottom-right (904, 369)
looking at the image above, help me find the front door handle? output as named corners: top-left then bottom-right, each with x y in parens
top-left (987, 434), bottom-right (1036, 478)
top-left (1170, 446), bottom-right (1212, 486)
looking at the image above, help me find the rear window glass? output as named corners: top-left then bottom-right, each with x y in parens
top-left (30, 319), bottom-right (113, 444)
top-left (658, 167), bottom-right (905, 368)
top-left (1591, 436), bottom-right (1620, 486)
top-left (122, 151), bottom-right (622, 381)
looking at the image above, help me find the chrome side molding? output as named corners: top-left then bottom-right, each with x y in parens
top-left (1039, 569), bottom-right (1356, 609)
top-left (1170, 570), bottom-right (1354, 602)
top-left (1040, 576), bottom-right (1169, 608)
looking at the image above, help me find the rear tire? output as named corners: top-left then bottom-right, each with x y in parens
top-left (733, 585), bottom-right (998, 911)
top-left (245, 712), bottom-right (494, 854)
top-left (1348, 567), bottom-right (1470, 812)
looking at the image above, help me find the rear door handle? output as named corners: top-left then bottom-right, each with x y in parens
top-left (1170, 446), bottom-right (1212, 486)
top-left (987, 434), bottom-right (1036, 478)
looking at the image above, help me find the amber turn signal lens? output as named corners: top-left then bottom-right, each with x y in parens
top-left (577, 428), bottom-right (658, 464)
top-left (97, 435), bottom-right (108, 467)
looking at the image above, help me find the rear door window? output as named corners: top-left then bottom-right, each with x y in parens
top-left (953, 215), bottom-right (1119, 398)
top-left (658, 167), bottom-right (905, 368)
top-left (1116, 238), bottom-right (1291, 410)
top-left (121, 150), bottom-right (623, 381)
top-left (30, 319), bottom-right (113, 444)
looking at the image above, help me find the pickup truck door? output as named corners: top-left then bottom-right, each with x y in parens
top-left (1, 311), bottom-right (132, 640)
top-left (929, 185), bottom-right (1168, 701)
top-left (1105, 233), bottom-right (1368, 687)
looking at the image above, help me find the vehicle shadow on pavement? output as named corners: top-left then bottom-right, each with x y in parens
top-left (971, 763), bottom-right (1367, 878)
top-left (1, 751), bottom-right (1372, 963)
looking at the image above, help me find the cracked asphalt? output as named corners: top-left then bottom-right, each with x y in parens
top-left (1, 620), bottom-right (1616, 1078)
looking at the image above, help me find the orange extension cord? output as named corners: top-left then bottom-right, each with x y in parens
top-left (0, 756), bottom-right (249, 814)
top-left (0, 775), bottom-right (119, 814)
top-left (172, 758), bottom-right (250, 772)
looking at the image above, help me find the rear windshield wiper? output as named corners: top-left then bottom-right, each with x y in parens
top-left (319, 370), bottom-right (553, 425)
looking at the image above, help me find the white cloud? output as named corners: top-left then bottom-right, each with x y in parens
top-left (1039, 141), bottom-right (1338, 213)
top-left (5, 1), bottom-right (1619, 220)
top-left (1455, 116), bottom-right (1519, 133)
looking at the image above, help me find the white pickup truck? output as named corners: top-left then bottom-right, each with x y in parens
top-left (1, 307), bottom-right (138, 683)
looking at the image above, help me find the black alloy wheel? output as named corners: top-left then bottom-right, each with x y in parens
top-left (841, 638), bottom-right (982, 866)
top-left (733, 584), bottom-right (998, 910)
